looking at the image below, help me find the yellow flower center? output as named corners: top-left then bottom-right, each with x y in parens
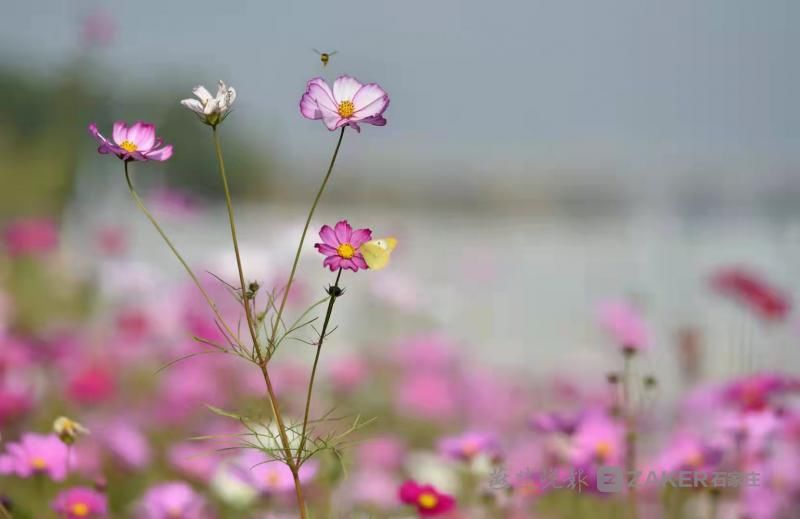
top-left (31, 457), bottom-right (47, 470)
top-left (337, 100), bottom-right (355, 118)
top-left (337, 243), bottom-right (355, 259)
top-left (120, 140), bottom-right (138, 152)
top-left (686, 451), bottom-right (704, 468)
top-left (418, 492), bottom-right (438, 509)
top-left (70, 503), bottom-right (89, 517)
top-left (595, 441), bottom-right (613, 461)
top-left (462, 440), bottom-right (480, 457)
top-left (266, 470), bottom-right (282, 487)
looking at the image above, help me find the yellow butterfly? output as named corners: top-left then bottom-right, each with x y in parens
top-left (359, 237), bottom-right (397, 271)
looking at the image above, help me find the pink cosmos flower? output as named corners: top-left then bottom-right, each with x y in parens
top-left (596, 299), bottom-right (650, 352)
top-left (4, 218), bottom-right (59, 257)
top-left (137, 482), bottom-right (208, 519)
top-left (0, 433), bottom-right (71, 481)
top-left (438, 431), bottom-right (499, 462)
top-left (314, 220), bottom-right (372, 272)
top-left (88, 121), bottom-right (173, 162)
top-left (569, 411), bottom-right (625, 467)
top-left (398, 480), bottom-right (456, 517)
top-left (300, 76), bottom-right (389, 131)
top-left (52, 487), bottom-right (107, 518)
top-left (233, 451), bottom-right (317, 494)
top-left (711, 267), bottom-right (790, 322)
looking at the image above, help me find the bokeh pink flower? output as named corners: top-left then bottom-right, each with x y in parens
top-left (52, 487), bottom-right (107, 518)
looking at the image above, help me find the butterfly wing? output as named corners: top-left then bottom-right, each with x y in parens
top-left (360, 237), bottom-right (397, 270)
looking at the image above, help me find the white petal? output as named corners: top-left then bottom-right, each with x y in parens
top-left (192, 85), bottom-right (213, 102)
top-left (181, 98), bottom-right (205, 114)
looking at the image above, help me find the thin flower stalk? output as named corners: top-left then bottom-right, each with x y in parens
top-left (209, 127), bottom-right (308, 519)
top-left (296, 268), bottom-right (343, 464)
top-left (267, 127), bottom-right (345, 353)
top-left (123, 161), bottom-right (238, 345)
top-left (622, 349), bottom-right (638, 519)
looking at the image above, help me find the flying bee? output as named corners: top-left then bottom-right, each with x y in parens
top-left (313, 49), bottom-right (337, 67)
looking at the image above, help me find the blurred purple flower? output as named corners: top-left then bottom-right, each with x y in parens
top-left (88, 121), bottom-right (173, 162)
top-left (300, 75), bottom-right (389, 131)
top-left (137, 482), bottom-right (209, 519)
top-left (596, 299), bottom-right (650, 352)
top-left (52, 486), bottom-right (107, 518)
top-left (233, 451), bottom-right (317, 494)
top-left (328, 355), bottom-right (369, 393)
top-left (96, 421), bottom-right (151, 470)
top-left (438, 431), bottom-right (499, 462)
top-left (395, 372), bottom-right (458, 422)
top-left (167, 442), bottom-right (220, 483)
top-left (0, 433), bottom-right (71, 481)
top-left (4, 218), bottom-right (58, 257)
top-left (315, 220), bottom-right (372, 272)
top-left (569, 411), bottom-right (624, 466)
top-left (356, 436), bottom-right (406, 470)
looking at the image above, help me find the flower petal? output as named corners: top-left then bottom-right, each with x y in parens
top-left (181, 98), bottom-right (205, 114)
top-left (399, 481), bottom-right (421, 503)
top-left (300, 93), bottom-right (321, 120)
top-left (314, 243), bottom-right (337, 256)
top-left (112, 121), bottom-right (127, 145)
top-left (332, 75), bottom-right (362, 102)
top-left (351, 254), bottom-right (368, 270)
top-left (193, 85), bottom-right (213, 102)
top-left (319, 104), bottom-right (343, 131)
top-left (323, 255), bottom-right (342, 271)
top-left (349, 228), bottom-right (372, 247)
top-left (308, 82), bottom-right (338, 113)
top-left (334, 221), bottom-right (353, 243)
top-left (127, 122), bottom-right (156, 151)
top-left (319, 225), bottom-right (338, 246)
top-left (143, 145), bottom-right (173, 161)
top-left (352, 83), bottom-right (388, 113)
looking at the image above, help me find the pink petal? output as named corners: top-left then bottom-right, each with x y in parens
top-left (332, 75), bottom-right (363, 102)
top-left (350, 228), bottom-right (372, 247)
top-left (339, 258), bottom-right (360, 272)
top-left (308, 81), bottom-right (338, 113)
top-left (144, 145), bottom-right (173, 161)
top-left (127, 121), bottom-right (156, 151)
top-left (334, 221), bottom-right (353, 243)
top-left (319, 104), bottom-right (344, 131)
top-left (353, 84), bottom-right (388, 115)
top-left (323, 256), bottom-right (342, 271)
top-left (315, 243), bottom-right (337, 256)
top-left (300, 93), bottom-right (321, 120)
top-left (398, 481), bottom-right (421, 503)
top-left (319, 225), bottom-right (338, 246)
top-left (351, 254), bottom-right (368, 270)
top-left (112, 121), bottom-right (127, 144)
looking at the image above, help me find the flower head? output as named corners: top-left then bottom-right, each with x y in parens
top-left (88, 121), bottom-right (173, 162)
top-left (300, 75), bottom-right (389, 132)
top-left (52, 487), bottom-right (107, 518)
top-left (232, 451), bottom-right (317, 494)
top-left (438, 431), bottom-right (499, 462)
top-left (398, 480), bottom-right (456, 517)
top-left (711, 267), bottom-right (791, 322)
top-left (181, 81), bottom-right (237, 127)
top-left (137, 482), bottom-right (208, 519)
top-left (315, 220), bottom-right (372, 272)
top-left (3, 218), bottom-right (59, 257)
top-left (0, 433), bottom-right (71, 481)
top-left (596, 299), bottom-right (649, 352)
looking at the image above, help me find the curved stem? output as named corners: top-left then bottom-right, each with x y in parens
top-left (0, 503), bottom-right (11, 519)
top-left (212, 127), bottom-right (260, 358)
top-left (296, 268), bottom-right (342, 464)
top-left (268, 127), bottom-right (345, 353)
top-left (124, 162), bottom-right (237, 343)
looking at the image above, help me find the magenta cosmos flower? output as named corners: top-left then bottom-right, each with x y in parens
top-left (137, 482), bottom-right (208, 519)
top-left (3, 218), bottom-right (59, 257)
top-left (88, 121), bottom-right (173, 161)
top-left (300, 75), bottom-right (389, 131)
top-left (315, 220), bottom-right (372, 272)
top-left (52, 487), bottom-right (107, 518)
top-left (596, 299), bottom-right (650, 352)
top-left (398, 480), bottom-right (456, 517)
top-left (0, 433), bottom-right (71, 481)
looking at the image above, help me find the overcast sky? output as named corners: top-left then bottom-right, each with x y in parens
top-left (3, 0), bottom-right (799, 194)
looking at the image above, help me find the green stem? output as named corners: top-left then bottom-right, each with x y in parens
top-left (209, 129), bottom-right (307, 519)
top-left (622, 349), bottom-right (638, 519)
top-left (212, 127), bottom-right (260, 357)
top-left (268, 127), bottom-right (345, 353)
top-left (296, 268), bottom-right (342, 464)
top-left (124, 161), bottom-right (237, 343)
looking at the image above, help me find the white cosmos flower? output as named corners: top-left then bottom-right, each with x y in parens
top-left (181, 80), bottom-right (236, 126)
